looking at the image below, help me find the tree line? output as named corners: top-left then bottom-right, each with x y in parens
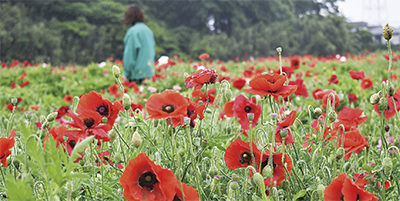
top-left (0, 0), bottom-right (375, 65)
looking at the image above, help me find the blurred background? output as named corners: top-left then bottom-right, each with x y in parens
top-left (1, 0), bottom-right (399, 65)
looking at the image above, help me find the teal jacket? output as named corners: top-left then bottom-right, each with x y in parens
top-left (123, 22), bottom-right (156, 80)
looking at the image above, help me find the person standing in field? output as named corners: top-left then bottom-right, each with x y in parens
top-left (122, 4), bottom-right (156, 85)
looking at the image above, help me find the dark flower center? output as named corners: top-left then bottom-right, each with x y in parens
top-left (96, 103), bottom-right (109, 117)
top-left (293, 61), bottom-right (299, 66)
top-left (173, 195), bottom-right (181, 201)
top-left (162, 104), bottom-right (175, 113)
top-left (0, 154), bottom-right (5, 159)
top-left (261, 157), bottom-right (277, 170)
top-left (139, 171), bottom-right (158, 191)
top-left (68, 140), bottom-right (76, 148)
top-left (83, 118), bottom-right (95, 128)
top-left (244, 106), bottom-right (252, 113)
top-left (240, 152), bottom-right (252, 165)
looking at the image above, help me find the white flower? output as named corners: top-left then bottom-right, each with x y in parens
top-left (99, 61), bottom-right (106, 68)
top-left (42, 63), bottom-right (48, 68)
top-left (340, 56), bottom-right (347, 63)
top-left (158, 56), bottom-right (169, 65)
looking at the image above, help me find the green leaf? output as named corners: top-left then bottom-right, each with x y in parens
top-left (5, 174), bottom-right (35, 200)
top-left (69, 173), bottom-right (90, 180)
top-left (70, 136), bottom-right (95, 165)
top-left (294, 190), bottom-right (307, 200)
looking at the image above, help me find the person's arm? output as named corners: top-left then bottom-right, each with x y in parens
top-left (123, 32), bottom-right (141, 79)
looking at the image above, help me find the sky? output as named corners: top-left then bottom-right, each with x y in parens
top-left (337, 0), bottom-right (400, 28)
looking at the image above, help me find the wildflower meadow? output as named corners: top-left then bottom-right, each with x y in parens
top-left (1, 24), bottom-right (400, 201)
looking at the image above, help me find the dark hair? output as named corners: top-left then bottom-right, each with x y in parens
top-left (123, 4), bottom-right (145, 26)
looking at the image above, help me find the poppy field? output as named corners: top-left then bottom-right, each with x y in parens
top-left (1, 34), bottom-right (400, 200)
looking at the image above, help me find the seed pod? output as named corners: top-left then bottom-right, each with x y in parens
top-left (314, 108), bottom-right (322, 116)
top-left (114, 153), bottom-right (122, 164)
top-left (232, 174), bottom-right (240, 182)
top-left (385, 124), bottom-right (390, 132)
top-left (270, 113), bottom-right (278, 120)
top-left (247, 113), bottom-right (254, 121)
top-left (229, 181), bottom-right (239, 190)
top-left (209, 165), bottom-right (218, 178)
top-left (280, 128), bottom-right (289, 138)
top-left (383, 23), bottom-right (394, 40)
top-left (281, 180), bottom-right (289, 191)
top-left (11, 97), bottom-right (18, 105)
top-left (47, 112), bottom-right (58, 122)
top-left (132, 131), bottom-right (142, 148)
top-left (317, 184), bottom-right (325, 198)
top-left (25, 112), bottom-right (32, 120)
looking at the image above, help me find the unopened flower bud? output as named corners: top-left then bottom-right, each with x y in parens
top-left (13, 159), bottom-right (20, 169)
top-left (270, 113), bottom-right (278, 120)
top-left (232, 174), bottom-right (240, 182)
top-left (25, 112), bottom-right (32, 120)
top-left (132, 131), bottom-right (142, 148)
top-left (209, 165), bottom-right (218, 178)
top-left (336, 147), bottom-right (345, 161)
top-left (109, 129), bottom-right (117, 143)
top-left (112, 65), bottom-right (121, 79)
top-left (280, 128), bottom-right (289, 138)
top-left (383, 157), bottom-right (392, 177)
top-left (40, 115), bottom-right (46, 125)
top-left (247, 113), bottom-right (254, 121)
top-left (383, 23), bottom-right (394, 40)
top-left (211, 175), bottom-right (221, 191)
top-left (229, 181), bottom-right (239, 190)
top-left (11, 97), bottom-right (18, 105)
top-left (114, 153), bottom-right (122, 164)
top-left (378, 98), bottom-right (387, 112)
top-left (262, 166), bottom-right (272, 179)
top-left (281, 180), bottom-right (289, 191)
top-left (328, 111), bottom-right (337, 123)
top-left (224, 89), bottom-right (233, 101)
top-left (317, 184), bottom-right (325, 198)
top-left (388, 83), bottom-right (395, 96)
top-left (123, 94), bottom-right (131, 111)
top-left (178, 148), bottom-right (185, 157)
top-left (198, 100), bottom-right (203, 105)
top-left (370, 94), bottom-right (380, 105)
top-left (21, 172), bottom-right (34, 187)
top-left (184, 117), bottom-right (191, 125)
top-left (251, 172), bottom-right (264, 188)
top-left (314, 108), bottom-right (322, 116)
top-left (342, 162), bottom-right (351, 172)
top-left (385, 124), bottom-right (390, 132)
top-left (47, 112), bottom-right (58, 122)
top-left (102, 117), bottom-right (108, 124)
top-left (201, 139), bottom-right (208, 148)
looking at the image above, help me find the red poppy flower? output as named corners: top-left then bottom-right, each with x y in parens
top-left (199, 53), bottom-right (210, 60)
top-left (260, 151), bottom-right (293, 187)
top-left (347, 93), bottom-right (357, 102)
top-left (219, 75), bottom-right (231, 83)
top-left (146, 90), bottom-right (189, 126)
top-left (288, 78), bottom-right (308, 97)
top-left (219, 66), bottom-right (229, 72)
top-left (19, 72), bottom-right (27, 80)
top-left (77, 91), bottom-right (123, 128)
top-left (244, 73), bottom-right (297, 101)
top-left (327, 74), bottom-right (339, 85)
top-left (242, 69), bottom-right (254, 78)
top-left (224, 138), bottom-right (262, 170)
top-left (66, 110), bottom-right (112, 142)
top-left (44, 126), bottom-right (68, 149)
top-left (360, 78), bottom-right (373, 90)
top-left (233, 78), bottom-right (247, 90)
top-left (120, 152), bottom-right (177, 201)
top-left (353, 172), bottom-right (391, 190)
top-left (64, 94), bottom-right (73, 104)
top-left (108, 83), bottom-right (120, 95)
top-left (335, 129), bottom-right (369, 160)
top-left (373, 93), bottom-right (400, 120)
top-left (191, 88), bottom-right (216, 105)
top-left (30, 105), bottom-right (39, 111)
top-left (333, 106), bottom-right (368, 129)
top-left (324, 173), bottom-right (378, 201)
top-left (348, 70), bottom-right (365, 80)
top-left (290, 56), bottom-right (300, 70)
top-left (314, 90), bottom-right (340, 109)
top-left (20, 81), bottom-right (30, 88)
top-left (186, 100), bottom-right (206, 127)
top-left (391, 74), bottom-right (398, 81)
top-left (233, 94), bottom-right (262, 131)
top-left (10, 82), bottom-right (16, 89)
top-left (185, 69), bottom-right (218, 89)
top-left (275, 111), bottom-right (296, 145)
top-left (0, 129), bottom-right (17, 167)
top-left (5, 103), bottom-right (14, 113)
top-left (219, 101), bottom-right (234, 120)
top-left (173, 182), bottom-right (199, 201)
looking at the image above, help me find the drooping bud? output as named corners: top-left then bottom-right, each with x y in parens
top-left (102, 117), bottom-right (108, 124)
top-left (281, 180), bottom-right (289, 191)
top-left (25, 112), bottom-right (32, 120)
top-left (262, 166), bottom-right (272, 179)
top-left (47, 112), bottom-right (58, 122)
top-left (114, 153), bottom-right (122, 164)
top-left (383, 157), bottom-right (393, 177)
top-left (388, 83), bottom-right (395, 96)
top-left (209, 165), bottom-right (218, 178)
top-left (13, 159), bottom-right (20, 169)
top-left (109, 129), bottom-right (117, 143)
top-left (123, 94), bottom-right (131, 111)
top-left (383, 23), bottom-right (394, 40)
top-left (385, 124), bottom-right (390, 132)
top-left (131, 131), bottom-right (142, 148)
top-left (198, 100), bottom-right (203, 105)
top-left (11, 97), bottom-right (18, 105)
top-left (251, 172), bottom-right (264, 188)
top-left (314, 108), bottom-right (322, 116)
top-left (224, 88), bottom-right (233, 101)
top-left (327, 111), bottom-right (337, 123)
top-left (40, 115), bottom-right (46, 125)
top-left (317, 184), bottom-right (325, 198)
top-left (369, 93), bottom-right (380, 105)
top-left (335, 147), bottom-right (345, 161)
top-left (342, 162), bottom-right (351, 172)
top-left (211, 175), bottom-right (221, 192)
top-left (378, 98), bottom-right (387, 112)
top-left (112, 65), bottom-right (121, 79)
